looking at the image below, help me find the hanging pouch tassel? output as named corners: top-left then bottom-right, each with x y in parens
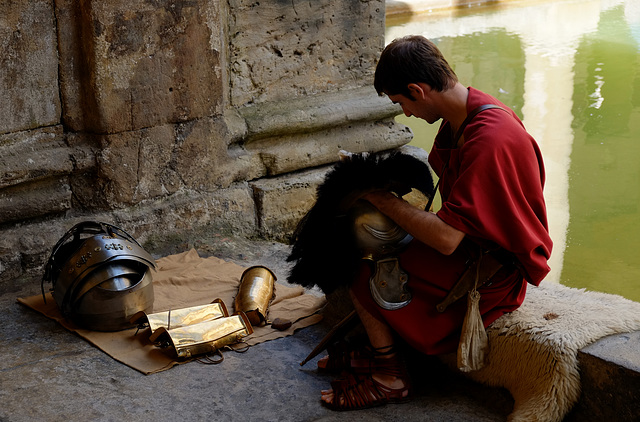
top-left (457, 253), bottom-right (489, 372)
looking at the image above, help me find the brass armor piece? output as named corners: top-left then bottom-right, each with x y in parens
top-left (235, 266), bottom-right (276, 326)
top-left (130, 299), bottom-right (229, 332)
top-left (369, 257), bottom-right (412, 310)
top-left (349, 200), bottom-right (413, 310)
top-left (149, 313), bottom-right (254, 359)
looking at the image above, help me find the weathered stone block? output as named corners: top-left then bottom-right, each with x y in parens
top-left (569, 332), bottom-right (640, 422)
top-left (56, 0), bottom-right (225, 134)
top-left (250, 120), bottom-right (412, 176)
top-left (88, 124), bottom-right (178, 207)
top-left (73, 116), bottom-right (258, 209)
top-left (239, 86), bottom-right (402, 141)
top-left (206, 185), bottom-right (259, 235)
top-left (239, 87), bottom-right (411, 175)
top-left (0, 127), bottom-right (69, 189)
top-left (0, 0), bottom-right (60, 134)
top-left (113, 184), bottom-right (259, 243)
top-left (250, 145), bottom-right (428, 243)
top-left (0, 220), bottom-right (69, 284)
top-left (0, 178), bottom-right (71, 224)
top-left (173, 117), bottom-right (257, 192)
top-left (0, 248), bottom-right (21, 288)
top-left (251, 167), bottom-right (329, 242)
top-left (0, 127), bottom-right (97, 223)
top-left (229, 0), bottom-right (385, 106)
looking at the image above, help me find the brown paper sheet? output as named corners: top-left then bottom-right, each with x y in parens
top-left (18, 249), bottom-right (326, 374)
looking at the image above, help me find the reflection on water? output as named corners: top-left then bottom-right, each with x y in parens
top-left (387, 0), bottom-right (640, 302)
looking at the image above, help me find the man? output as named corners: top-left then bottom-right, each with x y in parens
top-left (320, 35), bottom-right (553, 410)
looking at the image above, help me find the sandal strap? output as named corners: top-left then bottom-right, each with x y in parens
top-left (351, 351), bottom-right (407, 379)
top-left (319, 341), bottom-right (404, 377)
top-left (325, 371), bottom-right (410, 411)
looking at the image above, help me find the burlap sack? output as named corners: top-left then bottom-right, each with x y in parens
top-left (457, 288), bottom-right (489, 372)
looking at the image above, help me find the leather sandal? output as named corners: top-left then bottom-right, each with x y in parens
top-left (322, 354), bottom-right (411, 411)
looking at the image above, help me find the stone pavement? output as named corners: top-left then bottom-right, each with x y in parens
top-left (1, 236), bottom-right (518, 422)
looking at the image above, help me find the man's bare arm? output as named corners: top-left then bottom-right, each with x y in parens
top-left (362, 191), bottom-right (465, 255)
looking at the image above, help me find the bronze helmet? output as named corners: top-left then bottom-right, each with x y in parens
top-left (42, 221), bottom-right (155, 331)
top-left (348, 199), bottom-right (413, 261)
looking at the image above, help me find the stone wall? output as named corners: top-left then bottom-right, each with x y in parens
top-left (0, 0), bottom-right (411, 286)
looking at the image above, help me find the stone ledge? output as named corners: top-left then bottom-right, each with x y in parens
top-left (248, 121), bottom-right (412, 176)
top-left (0, 126), bottom-right (70, 189)
top-left (567, 332), bottom-right (640, 421)
top-left (238, 86), bottom-right (401, 142)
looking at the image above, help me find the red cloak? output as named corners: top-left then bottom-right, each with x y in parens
top-left (352, 87), bottom-right (553, 355)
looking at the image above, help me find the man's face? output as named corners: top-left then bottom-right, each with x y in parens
top-left (388, 89), bottom-right (438, 124)
top-left (389, 93), bottom-right (420, 117)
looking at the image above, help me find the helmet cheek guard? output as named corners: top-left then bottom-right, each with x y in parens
top-left (42, 221), bottom-right (156, 332)
top-left (348, 199), bottom-right (413, 261)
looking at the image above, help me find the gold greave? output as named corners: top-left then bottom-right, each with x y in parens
top-left (130, 299), bottom-right (252, 360)
top-left (129, 299), bottom-right (229, 333)
top-left (235, 266), bottom-right (276, 326)
top-left (149, 312), bottom-right (253, 359)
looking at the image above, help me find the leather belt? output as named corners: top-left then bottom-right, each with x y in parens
top-left (436, 248), bottom-right (516, 313)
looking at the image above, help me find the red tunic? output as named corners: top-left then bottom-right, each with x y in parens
top-left (352, 87), bottom-right (553, 355)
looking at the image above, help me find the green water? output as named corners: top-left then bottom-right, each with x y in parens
top-left (387, 0), bottom-right (640, 302)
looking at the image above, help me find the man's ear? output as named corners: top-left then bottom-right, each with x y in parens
top-left (407, 83), bottom-right (427, 100)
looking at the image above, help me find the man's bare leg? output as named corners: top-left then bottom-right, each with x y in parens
top-left (320, 290), bottom-right (408, 405)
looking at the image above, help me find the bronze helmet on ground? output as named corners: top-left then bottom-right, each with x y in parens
top-left (42, 221), bottom-right (155, 331)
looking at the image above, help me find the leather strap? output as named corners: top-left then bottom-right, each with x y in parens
top-left (436, 248), bottom-right (504, 313)
top-left (452, 104), bottom-right (508, 147)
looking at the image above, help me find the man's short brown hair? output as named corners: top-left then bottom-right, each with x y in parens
top-left (374, 35), bottom-right (458, 99)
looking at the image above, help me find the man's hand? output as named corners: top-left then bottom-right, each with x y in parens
top-left (361, 191), bottom-right (465, 255)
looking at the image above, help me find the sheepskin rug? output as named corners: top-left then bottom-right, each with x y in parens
top-left (441, 282), bottom-right (640, 422)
